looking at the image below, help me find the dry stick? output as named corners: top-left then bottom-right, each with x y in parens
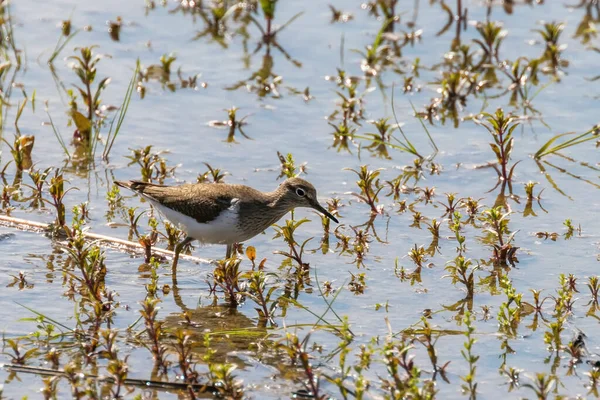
top-left (1, 363), bottom-right (217, 393)
top-left (0, 215), bottom-right (211, 264)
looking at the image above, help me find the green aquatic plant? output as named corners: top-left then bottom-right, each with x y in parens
top-left (480, 206), bottom-right (519, 267)
top-left (474, 109), bottom-right (521, 191)
top-left (197, 162), bottom-right (229, 183)
top-left (2, 99), bottom-right (34, 174)
top-left (278, 331), bottom-right (328, 399)
top-left (173, 330), bottom-right (199, 385)
top-left (450, 211), bottom-right (467, 254)
top-left (320, 198), bottom-right (341, 253)
top-left (348, 271), bottom-right (367, 294)
top-left (354, 18), bottom-right (395, 77)
top-left (536, 22), bottom-right (569, 76)
top-left (587, 367), bottom-right (600, 397)
top-left (346, 165), bottom-right (385, 215)
top-left (139, 297), bottom-right (169, 373)
top-left (426, 218), bottom-right (441, 239)
top-left (534, 124), bottom-right (600, 159)
top-left (102, 62), bottom-right (138, 161)
top-left (349, 226), bottom-right (372, 268)
top-left (124, 206), bottom-right (144, 239)
top-left (143, 257), bottom-right (161, 299)
top-left (1, 338), bottom-right (38, 365)
top-left (325, 68), bottom-right (365, 153)
top-left (134, 215), bottom-right (159, 264)
top-left (543, 317), bottom-right (565, 354)
top-left (63, 206), bottom-right (109, 307)
top-left (444, 256), bottom-right (478, 299)
top-left (460, 197), bottom-right (483, 222)
top-left (432, 70), bottom-right (482, 128)
top-left (572, 1), bottom-right (600, 45)
top-left (45, 104), bottom-right (71, 159)
top-left (242, 270), bottom-right (280, 327)
top-left (125, 145), bottom-right (176, 183)
top-left (7, 270), bottom-right (33, 290)
top-left (413, 317), bottom-right (450, 382)
top-left (273, 218), bottom-right (312, 269)
top-left (329, 69), bottom-right (366, 123)
top-left (497, 277), bottom-right (523, 337)
top-left (408, 244), bottom-right (428, 271)
top-left (1, 183), bottom-right (16, 214)
top-left (211, 257), bottom-right (244, 307)
top-left (461, 311), bottom-right (479, 400)
top-left (587, 276), bottom-right (600, 310)
top-left (329, 121), bottom-right (357, 153)
top-left (259, 0), bottom-right (277, 37)
top-left (225, 49), bottom-right (286, 99)
top-left (355, 116), bottom-right (427, 159)
top-left (46, 48), bottom-right (138, 163)
top-left (277, 151), bottom-right (305, 179)
top-left (105, 183), bottom-right (123, 220)
top-left (379, 337), bottom-right (437, 398)
top-left (563, 218), bottom-right (580, 240)
top-left (3, 132), bottom-right (34, 174)
top-left (208, 106), bottom-right (251, 143)
top-left (48, 16), bottom-right (80, 64)
top-left (522, 372), bottom-right (556, 400)
top-left (254, 0), bottom-right (303, 44)
top-left (522, 181), bottom-right (546, 217)
top-left (23, 166), bottom-right (52, 209)
top-left (207, 363), bottom-right (244, 399)
top-left (47, 169), bottom-right (77, 229)
top-left (500, 57), bottom-right (543, 111)
top-left (0, 2), bottom-right (21, 66)
top-left (188, 1), bottom-right (233, 46)
top-left (474, 21), bottom-right (506, 68)
top-left (68, 46), bottom-right (109, 142)
top-left (160, 221), bottom-right (185, 252)
top-left (329, 5), bottom-right (353, 23)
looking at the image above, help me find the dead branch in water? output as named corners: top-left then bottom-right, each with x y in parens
top-left (0, 214), bottom-right (211, 264)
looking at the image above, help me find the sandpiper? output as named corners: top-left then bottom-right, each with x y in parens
top-left (115, 177), bottom-right (339, 269)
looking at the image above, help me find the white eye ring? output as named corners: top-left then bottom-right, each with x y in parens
top-left (296, 188), bottom-right (306, 197)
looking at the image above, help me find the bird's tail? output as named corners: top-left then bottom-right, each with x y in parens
top-left (114, 180), bottom-right (167, 194)
top-left (114, 180), bottom-right (134, 190)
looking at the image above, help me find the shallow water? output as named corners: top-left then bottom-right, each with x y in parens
top-left (1, 0), bottom-right (600, 398)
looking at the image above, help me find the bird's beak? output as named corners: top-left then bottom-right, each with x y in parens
top-left (312, 201), bottom-right (339, 224)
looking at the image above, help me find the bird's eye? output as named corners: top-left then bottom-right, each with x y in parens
top-left (296, 188), bottom-right (306, 197)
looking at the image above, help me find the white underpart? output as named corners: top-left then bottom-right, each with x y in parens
top-left (147, 197), bottom-right (244, 245)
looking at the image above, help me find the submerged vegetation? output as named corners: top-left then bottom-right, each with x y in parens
top-left (0, 0), bottom-right (599, 399)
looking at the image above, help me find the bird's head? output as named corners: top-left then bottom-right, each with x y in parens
top-left (277, 177), bottom-right (339, 223)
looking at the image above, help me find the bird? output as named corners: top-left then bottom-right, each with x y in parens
top-left (115, 177), bottom-right (339, 269)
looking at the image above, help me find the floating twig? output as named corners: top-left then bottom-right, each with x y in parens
top-left (0, 215), bottom-right (211, 264)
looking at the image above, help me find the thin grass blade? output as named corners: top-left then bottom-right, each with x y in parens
top-left (102, 60), bottom-right (139, 160)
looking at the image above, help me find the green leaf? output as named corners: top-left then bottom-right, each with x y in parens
top-left (504, 137), bottom-right (514, 158)
top-left (534, 131), bottom-right (578, 159)
top-left (259, 0), bottom-right (276, 19)
top-left (71, 110), bottom-right (91, 133)
top-left (489, 143), bottom-right (502, 162)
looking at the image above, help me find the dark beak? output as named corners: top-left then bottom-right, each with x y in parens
top-left (312, 201), bottom-right (339, 224)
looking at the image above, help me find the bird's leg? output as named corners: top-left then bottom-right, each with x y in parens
top-left (226, 244), bottom-right (233, 259)
top-left (173, 236), bottom-right (194, 273)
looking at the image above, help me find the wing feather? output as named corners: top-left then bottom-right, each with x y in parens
top-left (116, 180), bottom-right (237, 223)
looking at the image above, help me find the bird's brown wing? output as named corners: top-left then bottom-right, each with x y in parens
top-left (115, 180), bottom-right (235, 223)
